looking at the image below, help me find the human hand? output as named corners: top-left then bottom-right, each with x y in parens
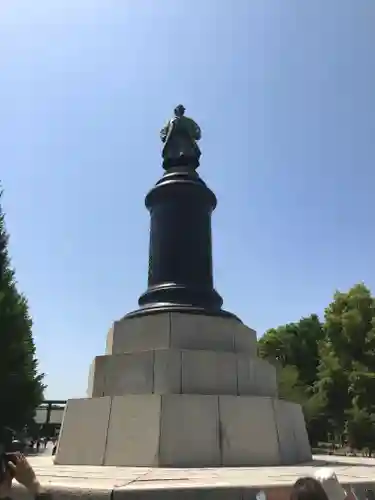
top-left (7, 454), bottom-right (40, 495)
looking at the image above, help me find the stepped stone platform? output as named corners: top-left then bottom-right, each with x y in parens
top-left (11, 455), bottom-right (375, 500)
top-left (55, 313), bottom-right (311, 467)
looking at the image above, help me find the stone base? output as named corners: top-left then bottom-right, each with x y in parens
top-left (105, 312), bottom-right (257, 357)
top-left (55, 394), bottom-right (311, 467)
top-left (88, 349), bottom-right (278, 398)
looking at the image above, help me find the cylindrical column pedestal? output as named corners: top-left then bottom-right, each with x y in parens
top-left (128, 168), bottom-right (226, 317)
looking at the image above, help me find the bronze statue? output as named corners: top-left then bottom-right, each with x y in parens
top-left (160, 105), bottom-right (201, 170)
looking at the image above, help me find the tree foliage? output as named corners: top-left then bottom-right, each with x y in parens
top-left (258, 284), bottom-right (375, 451)
top-left (0, 190), bottom-right (45, 432)
top-left (258, 314), bottom-right (324, 388)
top-left (276, 365), bottom-right (307, 405)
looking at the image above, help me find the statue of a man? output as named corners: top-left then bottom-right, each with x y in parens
top-left (160, 105), bottom-right (202, 170)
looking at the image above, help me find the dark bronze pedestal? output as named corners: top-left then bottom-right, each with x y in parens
top-left (127, 167), bottom-right (235, 319)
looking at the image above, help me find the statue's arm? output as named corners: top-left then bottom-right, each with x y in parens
top-left (195, 124), bottom-right (202, 141)
top-left (160, 123), bottom-right (169, 143)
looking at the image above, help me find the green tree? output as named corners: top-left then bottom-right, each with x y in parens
top-left (345, 407), bottom-right (375, 454)
top-left (258, 315), bottom-right (327, 445)
top-left (303, 392), bottom-right (331, 446)
top-left (259, 284), bottom-right (375, 450)
top-left (258, 314), bottom-right (324, 388)
top-left (277, 364), bottom-right (307, 404)
top-left (0, 190), bottom-right (45, 432)
top-left (315, 284), bottom-right (375, 440)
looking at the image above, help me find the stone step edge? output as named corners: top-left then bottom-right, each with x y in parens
top-left (11, 480), bottom-right (375, 500)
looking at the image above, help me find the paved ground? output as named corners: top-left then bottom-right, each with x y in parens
top-left (25, 455), bottom-right (375, 490)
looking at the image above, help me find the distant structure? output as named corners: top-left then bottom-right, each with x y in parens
top-left (34, 400), bottom-right (66, 436)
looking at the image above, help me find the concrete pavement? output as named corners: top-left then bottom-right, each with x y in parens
top-left (10, 454), bottom-right (375, 500)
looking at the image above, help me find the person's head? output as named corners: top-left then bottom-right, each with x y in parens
top-left (290, 477), bottom-right (330, 500)
top-left (174, 104), bottom-right (186, 117)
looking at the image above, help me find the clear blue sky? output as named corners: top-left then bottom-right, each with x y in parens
top-left (1, 1), bottom-right (374, 400)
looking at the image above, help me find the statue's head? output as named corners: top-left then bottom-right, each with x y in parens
top-left (174, 104), bottom-right (185, 117)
